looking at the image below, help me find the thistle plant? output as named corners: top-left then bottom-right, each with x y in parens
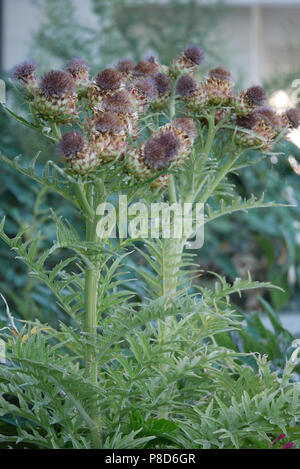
top-left (0, 47), bottom-right (300, 449)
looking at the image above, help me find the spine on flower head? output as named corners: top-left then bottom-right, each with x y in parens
top-left (12, 60), bottom-right (39, 99)
top-left (59, 131), bottom-right (99, 174)
top-left (31, 70), bottom-right (77, 123)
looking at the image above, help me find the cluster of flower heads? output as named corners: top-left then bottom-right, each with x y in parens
top-left (12, 46), bottom-right (300, 188)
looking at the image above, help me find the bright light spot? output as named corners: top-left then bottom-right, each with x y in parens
top-left (289, 155), bottom-right (297, 167)
top-left (270, 155), bottom-right (278, 164)
top-left (269, 90), bottom-right (292, 112)
top-left (288, 264), bottom-right (296, 285)
top-left (288, 154), bottom-right (300, 175)
top-left (288, 129), bottom-right (300, 148)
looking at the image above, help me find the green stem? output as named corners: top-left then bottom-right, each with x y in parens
top-left (168, 174), bottom-right (177, 204)
top-left (76, 182), bottom-right (102, 448)
top-left (199, 150), bottom-right (242, 205)
top-left (50, 122), bottom-right (62, 141)
top-left (203, 112), bottom-right (216, 163)
top-left (185, 112), bottom-right (216, 206)
top-left (73, 183), bottom-right (94, 220)
top-left (159, 176), bottom-right (181, 418)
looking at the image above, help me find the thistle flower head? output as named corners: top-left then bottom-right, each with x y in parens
top-left (12, 60), bottom-right (38, 82)
top-left (64, 57), bottom-right (89, 76)
top-left (285, 108), bottom-right (300, 128)
top-left (152, 73), bottom-right (171, 95)
top-left (176, 75), bottom-right (197, 97)
top-left (94, 111), bottom-right (123, 134)
top-left (134, 60), bottom-right (158, 76)
top-left (245, 85), bottom-right (266, 106)
top-left (103, 89), bottom-right (135, 115)
top-left (144, 130), bottom-right (180, 169)
top-left (256, 106), bottom-right (281, 129)
top-left (59, 131), bottom-right (85, 158)
top-left (172, 118), bottom-right (198, 139)
top-left (135, 78), bottom-right (158, 100)
top-left (116, 57), bottom-right (135, 73)
top-left (40, 70), bottom-right (75, 98)
top-left (208, 66), bottom-right (232, 82)
top-left (236, 112), bottom-right (259, 129)
top-left (183, 45), bottom-right (205, 65)
top-left (95, 68), bottom-right (122, 91)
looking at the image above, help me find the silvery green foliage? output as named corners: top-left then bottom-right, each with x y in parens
top-left (0, 299), bottom-right (299, 449)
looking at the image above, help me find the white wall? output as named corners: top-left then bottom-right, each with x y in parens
top-left (3, 0), bottom-right (41, 70)
top-left (2, 0), bottom-right (96, 71)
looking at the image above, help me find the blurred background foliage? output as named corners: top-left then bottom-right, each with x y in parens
top-left (1, 0), bottom-right (300, 355)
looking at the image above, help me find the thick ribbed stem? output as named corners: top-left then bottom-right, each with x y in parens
top-left (82, 184), bottom-right (102, 448)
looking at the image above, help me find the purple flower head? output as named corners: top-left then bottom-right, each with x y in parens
top-left (245, 85), bottom-right (267, 106)
top-left (134, 60), bottom-right (158, 76)
top-left (135, 78), bottom-right (158, 100)
top-left (183, 45), bottom-right (205, 65)
top-left (172, 118), bottom-right (197, 139)
top-left (285, 108), bottom-right (300, 129)
top-left (103, 90), bottom-right (135, 115)
top-left (152, 73), bottom-right (171, 96)
top-left (256, 106), bottom-right (280, 129)
top-left (236, 112), bottom-right (259, 130)
top-left (176, 75), bottom-right (197, 98)
top-left (40, 70), bottom-right (75, 98)
top-left (94, 111), bottom-right (123, 134)
top-left (116, 58), bottom-right (135, 74)
top-left (208, 66), bottom-right (232, 82)
top-left (64, 57), bottom-right (89, 76)
top-left (59, 131), bottom-right (85, 158)
top-left (95, 68), bottom-right (122, 91)
top-left (12, 60), bottom-right (38, 82)
top-left (144, 130), bottom-right (180, 169)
